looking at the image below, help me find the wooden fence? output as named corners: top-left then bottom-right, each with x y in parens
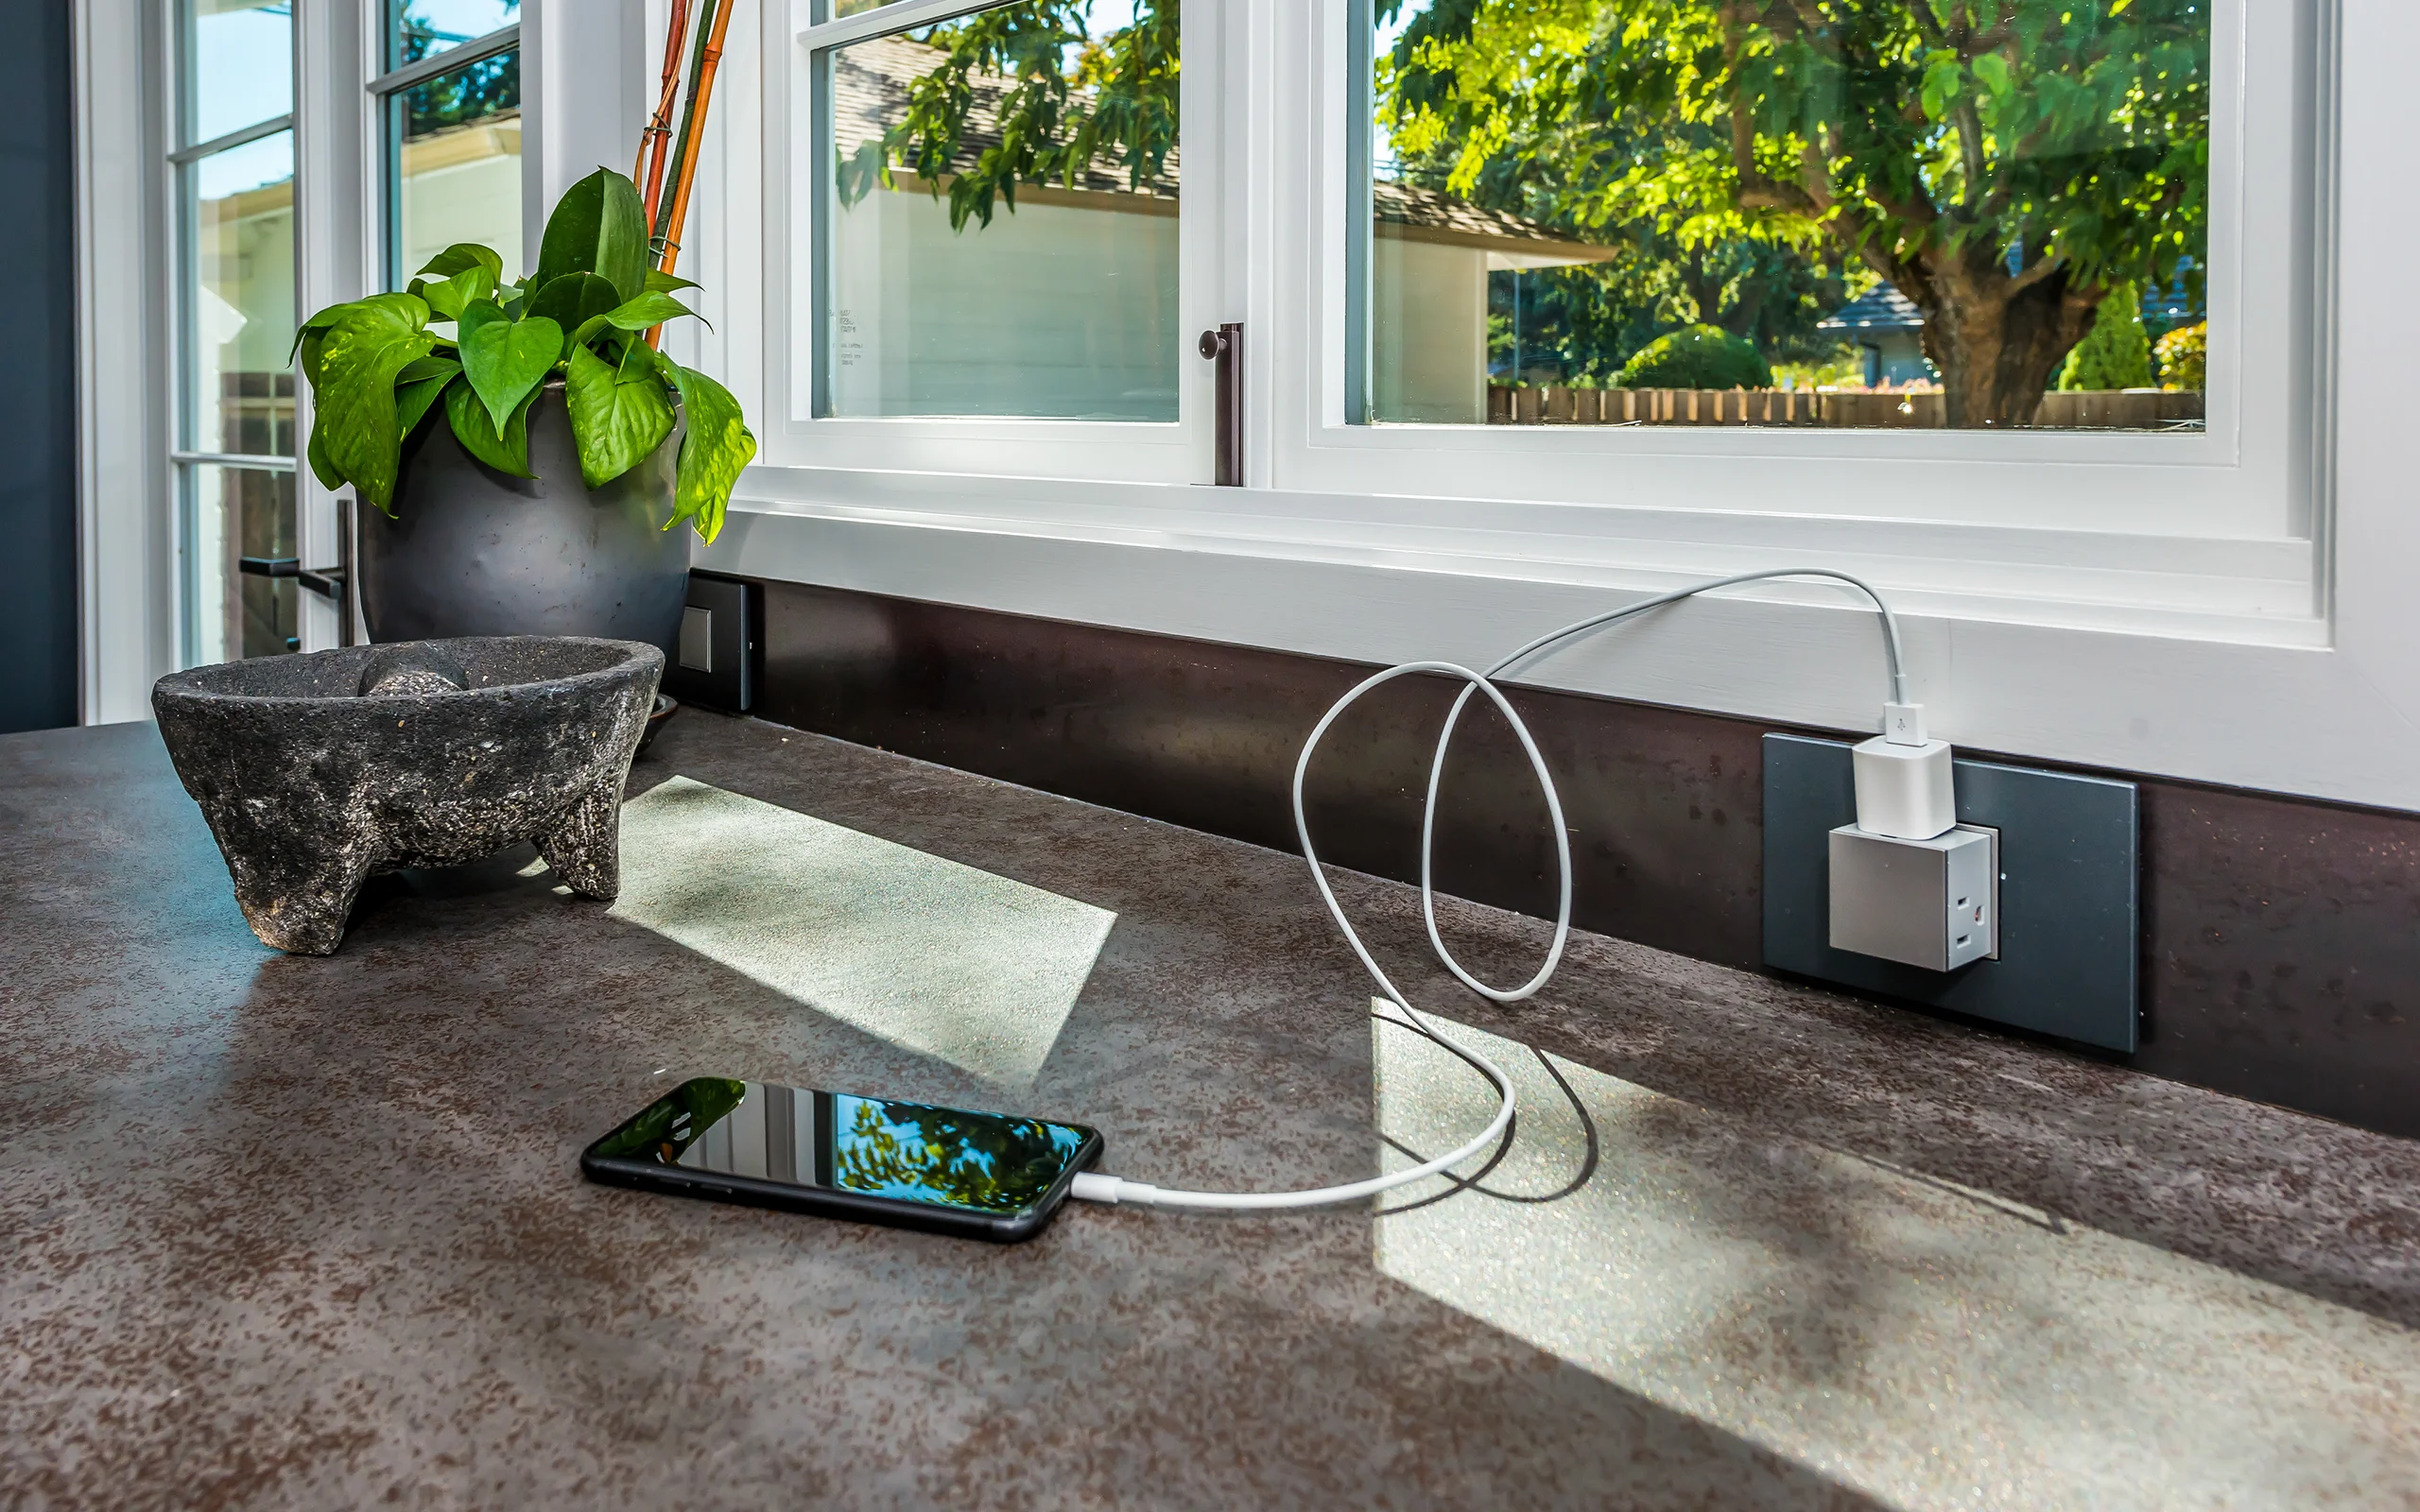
top-left (1486, 386), bottom-right (2206, 430)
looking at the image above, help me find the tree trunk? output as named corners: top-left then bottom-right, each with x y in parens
top-left (1901, 247), bottom-right (2101, 428)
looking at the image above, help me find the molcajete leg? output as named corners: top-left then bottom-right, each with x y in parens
top-left (216, 833), bottom-right (383, 956)
top-left (535, 776), bottom-right (623, 900)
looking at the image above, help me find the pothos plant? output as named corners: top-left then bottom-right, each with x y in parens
top-left (294, 168), bottom-right (755, 541)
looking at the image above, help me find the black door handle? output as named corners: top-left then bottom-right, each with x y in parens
top-left (237, 558), bottom-right (345, 605)
top-left (1200, 322), bottom-right (1242, 487)
top-left (235, 496), bottom-right (356, 648)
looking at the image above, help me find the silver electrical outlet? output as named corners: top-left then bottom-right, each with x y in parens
top-left (1827, 823), bottom-right (1998, 971)
top-left (1762, 733), bottom-right (2138, 1054)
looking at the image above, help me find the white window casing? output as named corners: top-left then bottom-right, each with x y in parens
top-left (755, 0), bottom-right (1224, 484)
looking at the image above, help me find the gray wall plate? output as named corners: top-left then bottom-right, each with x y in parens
top-left (669, 574), bottom-right (758, 713)
top-left (1762, 734), bottom-right (2139, 1052)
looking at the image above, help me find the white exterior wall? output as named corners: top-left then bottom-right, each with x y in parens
top-left (827, 187), bottom-right (1180, 421)
top-left (1371, 234), bottom-right (1487, 425)
top-left (399, 137), bottom-right (524, 283)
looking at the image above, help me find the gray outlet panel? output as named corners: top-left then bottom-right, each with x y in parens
top-left (669, 573), bottom-right (757, 713)
top-left (1762, 733), bottom-right (2139, 1052)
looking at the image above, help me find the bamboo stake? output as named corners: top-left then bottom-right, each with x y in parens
top-left (647, 0), bottom-right (735, 348)
top-left (655, 0), bottom-right (734, 281)
top-left (636, 0), bottom-right (694, 233)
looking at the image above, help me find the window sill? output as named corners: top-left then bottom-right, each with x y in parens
top-left (694, 465), bottom-right (2409, 810)
top-left (718, 463), bottom-right (2322, 646)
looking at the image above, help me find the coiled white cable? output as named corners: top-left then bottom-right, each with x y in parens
top-left (1069, 570), bottom-right (1907, 1211)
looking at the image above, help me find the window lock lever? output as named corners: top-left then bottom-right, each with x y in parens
top-left (1199, 322), bottom-right (1243, 487)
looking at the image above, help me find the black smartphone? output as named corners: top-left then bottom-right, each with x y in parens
top-left (580, 1076), bottom-right (1104, 1243)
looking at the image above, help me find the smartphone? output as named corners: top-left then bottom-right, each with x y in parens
top-left (580, 1076), bottom-right (1104, 1243)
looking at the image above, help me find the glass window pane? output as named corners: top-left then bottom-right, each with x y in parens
top-left (391, 0), bottom-right (519, 72)
top-left (1364, 2), bottom-right (2209, 434)
top-left (182, 465), bottom-right (298, 665)
top-left (184, 130), bottom-right (296, 457)
top-left (821, 4), bottom-right (1180, 421)
top-left (183, 0), bottom-right (291, 147)
top-left (393, 47), bottom-right (523, 285)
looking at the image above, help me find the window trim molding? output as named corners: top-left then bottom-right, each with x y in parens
top-left (75, 0), bottom-right (176, 721)
top-left (760, 0), bottom-right (1220, 483)
top-left (697, 478), bottom-right (2414, 810)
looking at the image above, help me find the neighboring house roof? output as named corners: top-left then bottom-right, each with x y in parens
top-left (834, 35), bottom-right (1608, 264)
top-left (1374, 181), bottom-right (1614, 268)
top-left (1818, 285), bottom-right (1925, 334)
top-left (405, 110), bottom-right (522, 178)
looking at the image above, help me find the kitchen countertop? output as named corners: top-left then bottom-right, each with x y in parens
top-left (4, 713), bottom-right (2417, 1510)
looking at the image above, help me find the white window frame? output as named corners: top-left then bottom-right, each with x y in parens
top-left (1293, 0), bottom-right (2315, 545)
top-left (161, 2), bottom-right (302, 669)
top-left (365, 8), bottom-right (524, 290)
top-left (760, 0), bottom-right (1223, 484)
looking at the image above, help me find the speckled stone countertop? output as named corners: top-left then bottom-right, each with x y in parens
top-left (5, 714), bottom-right (2417, 1511)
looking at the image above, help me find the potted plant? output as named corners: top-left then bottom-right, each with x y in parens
top-left (292, 164), bottom-right (753, 656)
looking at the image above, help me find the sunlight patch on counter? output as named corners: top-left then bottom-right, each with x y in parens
top-left (1373, 1015), bottom-right (2420, 1511)
top-left (611, 777), bottom-right (1114, 1091)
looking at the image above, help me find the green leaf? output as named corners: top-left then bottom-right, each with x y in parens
top-left (306, 423), bottom-right (342, 490)
top-left (456, 298), bottom-right (508, 354)
top-left (442, 376), bottom-right (540, 478)
top-left (395, 353), bottom-right (462, 386)
top-left (645, 268), bottom-right (701, 294)
top-left (395, 355), bottom-right (462, 443)
top-left (527, 273), bottom-right (622, 343)
top-left (396, 373), bottom-right (451, 440)
top-left (310, 295), bottom-right (434, 514)
top-left (652, 354), bottom-right (755, 544)
top-left (460, 314), bottom-right (563, 434)
top-left (569, 291), bottom-right (704, 349)
top-left (421, 265), bottom-right (498, 322)
top-left (416, 243), bottom-right (506, 285)
top-left (289, 303), bottom-right (347, 368)
top-left (298, 326), bottom-right (332, 387)
top-left (563, 341), bottom-right (675, 490)
top-left (1919, 58), bottom-right (1962, 122)
top-left (535, 168), bottom-right (648, 304)
top-left (1971, 53), bottom-right (2014, 98)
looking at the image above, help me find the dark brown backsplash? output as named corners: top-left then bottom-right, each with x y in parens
top-left (751, 578), bottom-right (2420, 1139)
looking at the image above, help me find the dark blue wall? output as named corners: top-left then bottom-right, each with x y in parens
top-left (0, 0), bottom-right (79, 732)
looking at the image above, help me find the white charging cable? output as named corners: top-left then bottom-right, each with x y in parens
top-left (1068, 569), bottom-right (1909, 1211)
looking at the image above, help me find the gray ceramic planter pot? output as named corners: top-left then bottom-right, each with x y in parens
top-left (362, 380), bottom-right (688, 656)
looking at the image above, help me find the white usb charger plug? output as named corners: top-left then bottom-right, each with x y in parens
top-left (1852, 700), bottom-right (1956, 840)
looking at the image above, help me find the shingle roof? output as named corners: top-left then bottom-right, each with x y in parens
top-left (1373, 180), bottom-right (1610, 257)
top-left (1818, 284), bottom-right (1926, 333)
top-left (833, 33), bottom-right (1605, 258)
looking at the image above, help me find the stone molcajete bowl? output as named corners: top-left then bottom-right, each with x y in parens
top-left (152, 636), bottom-right (664, 955)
